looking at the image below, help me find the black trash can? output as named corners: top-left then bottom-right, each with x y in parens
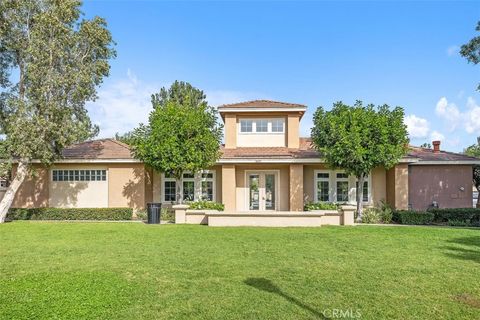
top-left (147, 203), bottom-right (161, 224)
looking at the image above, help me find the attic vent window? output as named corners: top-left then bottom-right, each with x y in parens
top-left (239, 118), bottom-right (285, 133)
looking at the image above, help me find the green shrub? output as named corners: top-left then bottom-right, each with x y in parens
top-left (379, 200), bottom-right (393, 223)
top-left (428, 208), bottom-right (480, 225)
top-left (135, 210), bottom-right (147, 220)
top-left (7, 207), bottom-right (133, 221)
top-left (361, 207), bottom-right (382, 224)
top-left (160, 208), bottom-right (174, 222)
top-left (304, 202), bottom-right (339, 211)
top-left (188, 201), bottom-right (224, 211)
top-left (394, 210), bottom-right (434, 225)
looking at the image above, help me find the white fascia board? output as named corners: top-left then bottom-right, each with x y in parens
top-left (45, 159), bottom-right (143, 164)
top-left (218, 107), bottom-right (307, 113)
top-left (410, 160), bottom-right (480, 165)
top-left (217, 157), bottom-right (419, 164)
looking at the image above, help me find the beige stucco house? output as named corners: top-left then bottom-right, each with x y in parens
top-left (4, 100), bottom-right (480, 212)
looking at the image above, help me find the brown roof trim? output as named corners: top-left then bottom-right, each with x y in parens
top-left (218, 99), bottom-right (307, 109)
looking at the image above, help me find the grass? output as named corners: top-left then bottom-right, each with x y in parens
top-left (1, 222), bottom-right (479, 319)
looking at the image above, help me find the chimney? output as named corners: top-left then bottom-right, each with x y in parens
top-left (432, 140), bottom-right (441, 153)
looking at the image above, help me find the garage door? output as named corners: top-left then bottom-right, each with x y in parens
top-left (49, 168), bottom-right (108, 208)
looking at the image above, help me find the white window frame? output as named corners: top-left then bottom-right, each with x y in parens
top-left (161, 170), bottom-right (216, 203)
top-left (238, 118), bottom-right (285, 134)
top-left (314, 170), bottom-right (331, 202)
top-left (313, 170), bottom-right (371, 204)
top-left (51, 169), bottom-right (107, 182)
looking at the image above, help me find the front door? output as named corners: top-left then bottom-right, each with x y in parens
top-left (247, 172), bottom-right (277, 211)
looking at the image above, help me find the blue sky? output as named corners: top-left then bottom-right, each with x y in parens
top-left (83, 0), bottom-right (480, 151)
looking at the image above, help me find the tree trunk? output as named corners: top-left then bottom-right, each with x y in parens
top-left (194, 172), bottom-right (202, 201)
top-left (356, 175), bottom-right (365, 223)
top-left (0, 161), bottom-right (28, 223)
top-left (175, 177), bottom-right (183, 204)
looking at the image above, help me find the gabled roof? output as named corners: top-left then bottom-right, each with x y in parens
top-left (218, 99), bottom-right (307, 109)
top-left (407, 146), bottom-right (480, 163)
top-left (62, 139), bottom-right (133, 159)
top-left (57, 138), bottom-right (480, 165)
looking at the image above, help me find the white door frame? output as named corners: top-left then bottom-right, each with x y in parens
top-left (245, 170), bottom-right (280, 211)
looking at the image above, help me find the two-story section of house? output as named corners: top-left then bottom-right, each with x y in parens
top-left (216, 100), bottom-right (390, 212)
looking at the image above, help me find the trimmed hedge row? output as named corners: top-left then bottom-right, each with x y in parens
top-left (7, 207), bottom-right (133, 221)
top-left (393, 208), bottom-right (480, 226)
top-left (304, 202), bottom-right (339, 211)
top-left (188, 201), bottom-right (224, 211)
top-left (428, 208), bottom-right (480, 226)
top-left (393, 210), bottom-right (434, 225)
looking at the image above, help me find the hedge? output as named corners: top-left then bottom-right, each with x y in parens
top-left (428, 208), bottom-right (480, 226)
top-left (7, 207), bottom-right (133, 221)
top-left (304, 202), bottom-right (339, 211)
top-left (393, 210), bottom-right (434, 225)
top-left (188, 201), bottom-right (224, 211)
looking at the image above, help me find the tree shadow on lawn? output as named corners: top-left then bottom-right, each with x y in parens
top-left (442, 236), bottom-right (480, 264)
top-left (244, 278), bottom-right (328, 319)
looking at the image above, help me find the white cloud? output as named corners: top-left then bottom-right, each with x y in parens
top-left (446, 45), bottom-right (459, 57)
top-left (430, 130), bottom-right (445, 142)
top-left (87, 71), bottom-right (271, 138)
top-left (404, 114), bottom-right (430, 138)
top-left (465, 97), bottom-right (480, 134)
top-left (87, 70), bottom-right (160, 138)
top-left (205, 90), bottom-right (271, 108)
top-left (435, 97), bottom-right (461, 131)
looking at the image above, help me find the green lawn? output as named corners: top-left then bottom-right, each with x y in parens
top-left (1, 223), bottom-right (479, 319)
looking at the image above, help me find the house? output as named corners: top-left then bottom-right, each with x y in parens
top-left (5, 100), bottom-right (480, 212)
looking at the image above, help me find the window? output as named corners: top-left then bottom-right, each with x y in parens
top-left (163, 170), bottom-right (216, 202)
top-left (164, 181), bottom-right (176, 202)
top-left (239, 118), bottom-right (285, 133)
top-left (255, 119), bottom-right (268, 132)
top-left (336, 173), bottom-right (349, 202)
top-left (240, 120), bottom-right (253, 132)
top-left (315, 172), bottom-right (330, 202)
top-left (182, 172), bottom-right (195, 201)
top-left (271, 119), bottom-right (284, 132)
top-left (52, 169), bottom-right (106, 182)
top-left (356, 180), bottom-right (369, 202)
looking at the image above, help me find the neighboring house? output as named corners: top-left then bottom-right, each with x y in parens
top-left (5, 100), bottom-right (480, 212)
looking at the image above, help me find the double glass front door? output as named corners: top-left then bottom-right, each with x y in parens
top-left (248, 172), bottom-right (277, 211)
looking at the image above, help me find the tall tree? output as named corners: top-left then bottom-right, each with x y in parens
top-left (311, 101), bottom-right (409, 221)
top-left (131, 82), bottom-right (223, 204)
top-left (460, 21), bottom-right (480, 90)
top-left (464, 137), bottom-right (480, 208)
top-left (0, 0), bottom-right (115, 222)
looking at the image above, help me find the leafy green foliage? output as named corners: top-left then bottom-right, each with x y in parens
top-left (131, 81), bottom-right (223, 203)
top-left (460, 21), bottom-right (480, 89)
top-left (393, 210), bottom-right (434, 225)
top-left (428, 208), bottom-right (480, 226)
top-left (361, 201), bottom-right (393, 224)
top-left (0, 0), bottom-right (116, 167)
top-left (303, 202), bottom-right (338, 211)
top-left (420, 142), bottom-right (432, 149)
top-left (114, 131), bottom-right (135, 146)
top-left (188, 201), bottom-right (225, 211)
top-left (464, 137), bottom-right (480, 202)
top-left (7, 207), bottom-right (132, 220)
top-left (311, 100), bottom-right (408, 219)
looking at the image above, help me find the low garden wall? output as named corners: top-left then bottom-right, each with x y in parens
top-left (173, 205), bottom-right (355, 227)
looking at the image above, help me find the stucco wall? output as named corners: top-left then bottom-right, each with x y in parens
top-left (12, 164), bottom-right (49, 208)
top-left (49, 164), bottom-right (108, 208)
top-left (108, 163), bottom-right (148, 210)
top-left (409, 165), bottom-right (473, 210)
